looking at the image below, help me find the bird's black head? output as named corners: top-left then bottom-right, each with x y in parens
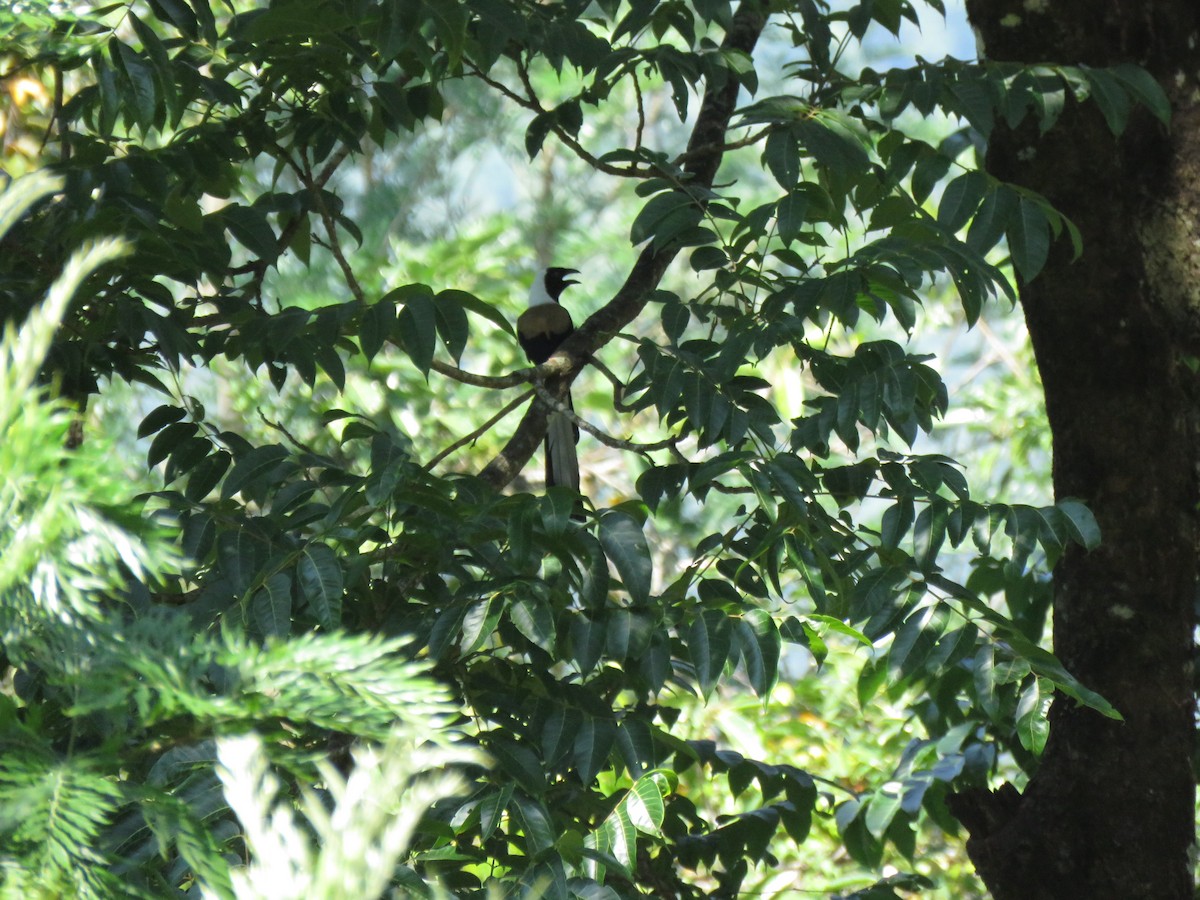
top-left (543, 267), bottom-right (579, 301)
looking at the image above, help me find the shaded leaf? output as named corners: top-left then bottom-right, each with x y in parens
top-left (598, 510), bottom-right (652, 604)
top-left (297, 542), bottom-right (342, 630)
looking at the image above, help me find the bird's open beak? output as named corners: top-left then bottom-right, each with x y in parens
top-left (562, 267), bottom-right (580, 285)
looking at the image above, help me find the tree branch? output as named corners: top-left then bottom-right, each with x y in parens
top-left (479, 0), bottom-right (770, 489)
top-left (529, 381), bottom-right (678, 454)
top-left (424, 389), bottom-right (532, 471)
top-left (429, 358), bottom-right (536, 390)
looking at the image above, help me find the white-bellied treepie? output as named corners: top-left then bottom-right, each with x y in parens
top-left (516, 267), bottom-right (580, 491)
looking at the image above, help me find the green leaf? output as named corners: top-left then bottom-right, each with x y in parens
top-left (737, 608), bottom-right (780, 696)
top-left (454, 289), bottom-right (514, 336)
top-left (221, 445), bottom-right (290, 500)
top-left (911, 151), bottom-right (952, 203)
top-left (360, 299), bottom-right (395, 362)
top-left (1006, 632), bottom-right (1123, 720)
top-left (217, 527), bottom-right (269, 595)
top-left (111, 39), bottom-right (159, 130)
top-left (460, 595), bottom-right (502, 654)
top-left (313, 341), bottom-right (346, 391)
top-left (626, 647), bottom-right (661, 703)
top-left (542, 707), bottom-right (581, 765)
top-left (615, 719), bottom-right (655, 777)
top-left (864, 789), bottom-right (903, 840)
top-left (433, 289), bottom-right (471, 362)
top-left (1008, 194), bottom-right (1052, 281)
top-left (796, 115), bottom-right (870, 179)
top-left (913, 501), bottom-right (948, 571)
top-left (950, 75), bottom-right (995, 138)
top-left (510, 596), bottom-right (555, 654)
top-left (777, 190), bottom-right (809, 245)
top-left (137, 404), bottom-right (186, 438)
top-left (219, 203), bottom-right (278, 260)
top-left (598, 510), bottom-right (652, 604)
top-left (630, 190), bottom-right (703, 250)
top-left (764, 126), bottom-right (800, 188)
top-left (1016, 677), bottom-right (1052, 755)
top-left (1081, 65), bottom-right (1133, 135)
top-left (586, 771), bottom-right (672, 878)
top-left (193, 0), bottom-right (218, 43)
top-left (525, 109), bottom-right (555, 159)
top-left (925, 621), bottom-right (979, 673)
top-left (880, 496), bottom-right (914, 550)
top-left (966, 184), bottom-right (1018, 254)
top-left (1055, 498), bottom-right (1101, 550)
top-left (690, 245), bottom-right (727, 271)
top-left (887, 605), bottom-right (943, 678)
top-left (973, 643), bottom-right (1000, 720)
top-left (822, 460), bottom-right (876, 505)
top-left (803, 614), bottom-right (871, 646)
top-left (937, 170), bottom-right (987, 233)
top-left (624, 772), bottom-right (669, 834)
top-left (147, 421), bottom-right (198, 467)
top-left (687, 609), bottom-right (732, 699)
top-left (1110, 63), bottom-right (1171, 126)
top-left (297, 542), bottom-right (343, 630)
top-left (857, 657), bottom-right (888, 707)
top-left (572, 717), bottom-right (616, 785)
top-left (540, 488), bottom-right (577, 536)
top-left (478, 784), bottom-right (514, 842)
top-left (660, 299), bottom-right (690, 343)
top-left (250, 572), bottom-right (292, 637)
top-left (148, 0), bottom-right (199, 38)
top-left (838, 800), bottom-right (884, 867)
top-left (392, 285), bottom-right (438, 374)
top-left (185, 450), bottom-right (231, 501)
top-left (605, 607), bottom-right (634, 661)
top-left (238, 2), bottom-right (350, 39)
top-left (569, 611), bottom-right (606, 673)
top-left (489, 738), bottom-right (547, 796)
top-left (128, 12), bottom-right (177, 120)
top-left (511, 792), bottom-right (556, 854)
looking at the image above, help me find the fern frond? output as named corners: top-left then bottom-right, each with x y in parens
top-left (0, 751), bottom-right (127, 899)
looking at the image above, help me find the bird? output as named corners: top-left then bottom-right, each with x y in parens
top-left (516, 267), bottom-right (580, 492)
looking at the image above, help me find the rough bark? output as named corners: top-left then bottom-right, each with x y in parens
top-left (951, 2), bottom-right (1200, 897)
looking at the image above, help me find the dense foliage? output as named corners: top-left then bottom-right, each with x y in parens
top-left (0, 1), bottom-right (1169, 897)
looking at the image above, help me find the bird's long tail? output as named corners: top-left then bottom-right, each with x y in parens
top-left (545, 408), bottom-right (580, 491)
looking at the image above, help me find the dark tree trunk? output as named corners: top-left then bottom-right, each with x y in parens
top-left (951, 3), bottom-right (1200, 898)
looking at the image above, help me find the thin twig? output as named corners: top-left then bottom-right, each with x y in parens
top-left (671, 126), bottom-right (771, 166)
top-left (468, 59), bottom-right (647, 178)
top-left (585, 351), bottom-right (643, 413)
top-left (424, 389), bottom-right (533, 470)
top-left (548, 116), bottom-right (648, 178)
top-left (258, 407), bottom-right (327, 459)
top-left (469, 60), bottom-right (539, 110)
top-left (313, 191), bottom-right (365, 303)
top-left (633, 68), bottom-right (646, 151)
top-left (529, 381), bottom-right (678, 454)
top-left (315, 143), bottom-right (354, 189)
